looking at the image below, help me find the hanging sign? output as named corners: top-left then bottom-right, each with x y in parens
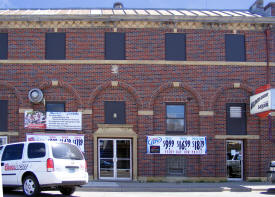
top-left (147, 136), bottom-right (207, 155)
top-left (250, 89), bottom-right (275, 115)
top-left (26, 133), bottom-right (85, 152)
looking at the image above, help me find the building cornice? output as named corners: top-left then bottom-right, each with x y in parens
top-left (0, 59), bottom-right (274, 67)
top-left (0, 19), bottom-right (272, 31)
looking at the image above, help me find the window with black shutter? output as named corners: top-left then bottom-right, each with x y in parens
top-left (105, 32), bottom-right (125, 60)
top-left (226, 103), bottom-right (247, 135)
top-left (45, 33), bottom-right (66, 60)
top-left (104, 101), bottom-right (125, 124)
top-left (225, 34), bottom-right (246, 62)
top-left (46, 101), bottom-right (65, 112)
top-left (0, 33), bottom-right (8, 59)
top-left (0, 100), bottom-right (8, 131)
top-left (165, 33), bottom-right (186, 61)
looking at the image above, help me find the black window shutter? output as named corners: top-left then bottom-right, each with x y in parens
top-left (165, 33), bottom-right (186, 61)
top-left (226, 103), bottom-right (247, 135)
top-left (0, 100), bottom-right (8, 131)
top-left (46, 102), bottom-right (65, 112)
top-left (104, 101), bottom-right (125, 124)
top-left (225, 34), bottom-right (246, 61)
top-left (105, 32), bottom-right (125, 60)
top-left (46, 33), bottom-right (66, 60)
top-left (0, 33), bottom-right (8, 60)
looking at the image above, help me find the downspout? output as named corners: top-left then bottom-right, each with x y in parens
top-left (265, 25), bottom-right (271, 85)
top-left (265, 25), bottom-right (274, 143)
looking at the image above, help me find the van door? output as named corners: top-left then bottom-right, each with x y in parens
top-left (1, 144), bottom-right (25, 186)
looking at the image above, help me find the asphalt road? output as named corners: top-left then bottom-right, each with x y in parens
top-left (3, 190), bottom-right (275, 197)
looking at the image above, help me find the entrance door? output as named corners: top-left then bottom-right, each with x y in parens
top-left (98, 139), bottom-right (132, 180)
top-left (226, 140), bottom-right (243, 180)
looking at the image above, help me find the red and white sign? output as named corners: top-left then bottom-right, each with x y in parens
top-left (250, 84), bottom-right (275, 117)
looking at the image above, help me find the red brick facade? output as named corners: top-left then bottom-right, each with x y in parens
top-left (0, 11), bottom-right (274, 182)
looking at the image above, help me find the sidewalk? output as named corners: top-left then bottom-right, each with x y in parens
top-left (80, 181), bottom-right (275, 192)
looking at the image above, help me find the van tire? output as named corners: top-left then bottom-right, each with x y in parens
top-left (22, 175), bottom-right (40, 197)
top-left (59, 186), bottom-right (76, 195)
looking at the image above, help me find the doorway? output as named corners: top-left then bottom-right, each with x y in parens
top-left (98, 139), bottom-right (132, 180)
top-left (226, 140), bottom-right (243, 180)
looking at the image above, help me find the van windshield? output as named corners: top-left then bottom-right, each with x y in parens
top-left (52, 143), bottom-right (83, 160)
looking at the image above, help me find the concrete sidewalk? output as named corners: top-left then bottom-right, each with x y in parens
top-left (80, 181), bottom-right (275, 192)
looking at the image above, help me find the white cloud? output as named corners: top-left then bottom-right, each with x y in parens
top-left (0, 0), bottom-right (12, 8)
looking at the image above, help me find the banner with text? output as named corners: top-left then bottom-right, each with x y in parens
top-left (26, 133), bottom-right (85, 152)
top-left (46, 112), bottom-right (82, 130)
top-left (147, 136), bottom-right (207, 155)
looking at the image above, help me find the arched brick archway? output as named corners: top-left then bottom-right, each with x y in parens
top-left (210, 83), bottom-right (254, 110)
top-left (0, 81), bottom-right (23, 105)
top-left (148, 82), bottom-right (203, 110)
top-left (89, 81), bottom-right (142, 109)
top-left (39, 80), bottom-right (83, 108)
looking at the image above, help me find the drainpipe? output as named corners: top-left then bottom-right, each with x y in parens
top-left (265, 25), bottom-right (274, 143)
top-left (265, 25), bottom-right (271, 85)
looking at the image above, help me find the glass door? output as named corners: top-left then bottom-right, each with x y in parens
top-left (226, 140), bottom-right (243, 180)
top-left (98, 139), bottom-right (132, 180)
top-left (99, 139), bottom-right (114, 179)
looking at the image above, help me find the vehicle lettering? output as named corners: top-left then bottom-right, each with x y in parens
top-left (4, 163), bottom-right (28, 171)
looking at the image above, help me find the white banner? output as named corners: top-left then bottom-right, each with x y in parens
top-left (26, 133), bottom-right (85, 152)
top-left (147, 136), bottom-right (207, 155)
top-left (46, 112), bottom-right (82, 130)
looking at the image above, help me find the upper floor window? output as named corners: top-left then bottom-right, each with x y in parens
top-left (165, 33), bottom-right (186, 61)
top-left (104, 101), bottom-right (126, 124)
top-left (226, 103), bottom-right (247, 135)
top-left (0, 100), bottom-right (8, 131)
top-left (45, 33), bottom-right (66, 60)
top-left (225, 34), bottom-right (246, 62)
top-left (46, 101), bottom-right (65, 112)
top-left (105, 32), bottom-right (125, 60)
top-left (166, 103), bottom-right (185, 133)
top-left (0, 33), bottom-right (8, 59)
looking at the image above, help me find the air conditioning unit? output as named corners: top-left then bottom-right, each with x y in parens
top-left (28, 88), bottom-right (43, 104)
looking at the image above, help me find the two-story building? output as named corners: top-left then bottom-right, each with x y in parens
top-left (0, 0), bottom-right (274, 182)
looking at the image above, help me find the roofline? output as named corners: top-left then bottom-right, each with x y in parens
top-left (0, 15), bottom-right (274, 24)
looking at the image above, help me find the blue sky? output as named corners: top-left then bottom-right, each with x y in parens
top-left (0, 0), bottom-right (273, 9)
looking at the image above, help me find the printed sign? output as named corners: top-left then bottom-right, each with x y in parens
top-left (147, 136), bottom-right (207, 155)
top-left (26, 133), bottom-right (85, 152)
top-left (250, 89), bottom-right (275, 115)
top-left (46, 112), bottom-right (82, 130)
top-left (24, 111), bottom-right (46, 129)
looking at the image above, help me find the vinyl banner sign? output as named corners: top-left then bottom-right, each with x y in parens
top-left (24, 111), bottom-right (46, 129)
top-left (147, 136), bottom-right (207, 155)
top-left (26, 133), bottom-right (85, 152)
top-left (46, 112), bottom-right (82, 131)
top-left (250, 89), bottom-right (275, 115)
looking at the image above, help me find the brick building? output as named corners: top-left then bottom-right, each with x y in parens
top-left (0, 0), bottom-right (274, 182)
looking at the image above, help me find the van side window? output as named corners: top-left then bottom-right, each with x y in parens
top-left (2, 144), bottom-right (24, 161)
top-left (28, 143), bottom-right (46, 159)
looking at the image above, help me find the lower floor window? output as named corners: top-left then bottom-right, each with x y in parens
top-left (166, 156), bottom-right (186, 176)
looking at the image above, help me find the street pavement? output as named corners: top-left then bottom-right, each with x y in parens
top-left (80, 181), bottom-right (275, 192)
top-left (3, 181), bottom-right (275, 197)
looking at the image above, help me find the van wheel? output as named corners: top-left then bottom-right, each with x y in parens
top-left (59, 186), bottom-right (76, 195)
top-left (22, 175), bottom-right (40, 197)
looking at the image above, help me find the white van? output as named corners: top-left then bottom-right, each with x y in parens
top-left (0, 141), bottom-right (88, 196)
